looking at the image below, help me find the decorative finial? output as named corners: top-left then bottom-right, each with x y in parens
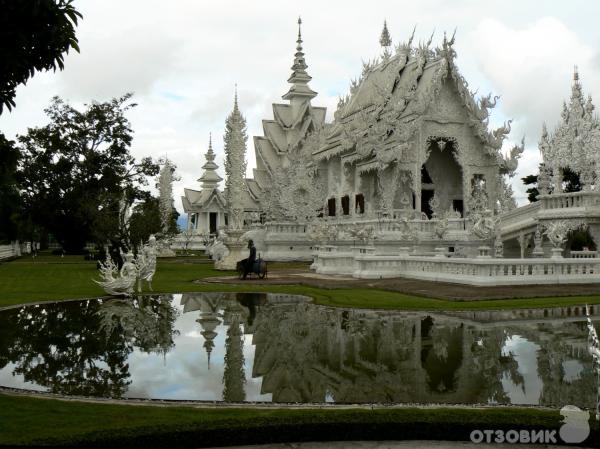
top-left (208, 132), bottom-right (213, 152)
top-left (408, 25), bottom-right (416, 47)
top-left (379, 20), bottom-right (392, 48)
top-left (282, 16), bottom-right (317, 102)
top-left (233, 84), bottom-right (239, 113)
top-left (574, 65), bottom-right (579, 81)
top-left (426, 29), bottom-right (435, 47)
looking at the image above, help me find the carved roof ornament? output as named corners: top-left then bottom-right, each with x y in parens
top-left (539, 67), bottom-right (600, 187)
top-left (379, 20), bottom-right (392, 48)
top-left (500, 136), bottom-right (525, 177)
top-left (282, 17), bottom-right (317, 102)
top-left (379, 20), bottom-right (392, 61)
top-left (198, 132), bottom-right (223, 190)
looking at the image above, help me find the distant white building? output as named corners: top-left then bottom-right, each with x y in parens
top-left (179, 19), bottom-right (600, 285)
top-left (182, 134), bottom-right (228, 235)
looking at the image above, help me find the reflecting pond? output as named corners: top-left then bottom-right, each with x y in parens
top-left (0, 293), bottom-right (596, 407)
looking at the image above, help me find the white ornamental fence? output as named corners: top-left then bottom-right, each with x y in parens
top-left (0, 241), bottom-right (25, 261)
top-left (0, 245), bottom-right (15, 260)
top-left (315, 246), bottom-right (600, 286)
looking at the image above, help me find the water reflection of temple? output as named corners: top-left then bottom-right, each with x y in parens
top-left (246, 299), bottom-right (595, 407)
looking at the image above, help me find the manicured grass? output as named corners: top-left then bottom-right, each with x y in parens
top-left (2, 393), bottom-right (597, 448)
top-left (2, 255), bottom-right (599, 447)
top-left (1, 254), bottom-right (600, 310)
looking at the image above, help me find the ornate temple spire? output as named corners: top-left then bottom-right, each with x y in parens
top-left (198, 132), bottom-right (223, 190)
top-left (379, 20), bottom-right (392, 48)
top-left (224, 88), bottom-right (248, 230)
top-left (282, 17), bottom-right (317, 103)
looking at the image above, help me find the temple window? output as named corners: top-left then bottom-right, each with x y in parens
top-left (327, 198), bottom-right (336, 216)
top-left (421, 166), bottom-right (433, 184)
top-left (355, 193), bottom-right (365, 214)
top-left (452, 199), bottom-right (464, 217)
top-left (471, 174), bottom-right (486, 191)
top-left (341, 195), bottom-right (350, 215)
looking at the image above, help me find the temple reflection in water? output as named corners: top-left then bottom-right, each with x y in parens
top-left (0, 293), bottom-right (595, 408)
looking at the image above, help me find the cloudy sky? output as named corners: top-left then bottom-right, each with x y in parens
top-left (2, 0), bottom-right (600, 218)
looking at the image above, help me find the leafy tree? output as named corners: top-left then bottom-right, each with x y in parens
top-left (522, 174), bottom-right (539, 203)
top-left (522, 167), bottom-right (582, 203)
top-left (128, 193), bottom-right (161, 246)
top-left (0, 0), bottom-right (82, 113)
top-left (128, 192), bottom-right (179, 248)
top-left (0, 134), bottom-right (21, 242)
top-left (17, 94), bottom-right (159, 253)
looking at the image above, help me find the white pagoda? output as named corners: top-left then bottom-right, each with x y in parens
top-left (180, 19), bottom-right (600, 285)
top-left (182, 134), bottom-right (227, 235)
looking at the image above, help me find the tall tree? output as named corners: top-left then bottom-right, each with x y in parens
top-left (17, 94), bottom-right (158, 252)
top-left (128, 193), bottom-right (178, 247)
top-left (0, 134), bottom-right (21, 242)
top-left (0, 0), bottom-right (81, 113)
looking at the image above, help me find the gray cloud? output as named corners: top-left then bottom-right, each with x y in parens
top-left (2, 1), bottom-right (600, 215)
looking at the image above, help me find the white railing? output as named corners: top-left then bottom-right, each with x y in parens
top-left (0, 244), bottom-right (17, 261)
top-left (359, 256), bottom-right (600, 285)
top-left (539, 191), bottom-right (600, 210)
top-left (265, 222), bottom-right (308, 234)
top-left (314, 246), bottom-right (600, 285)
top-left (571, 250), bottom-right (598, 259)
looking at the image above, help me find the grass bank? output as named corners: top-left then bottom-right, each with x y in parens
top-left (1, 394), bottom-right (597, 448)
top-left (1, 254), bottom-right (600, 310)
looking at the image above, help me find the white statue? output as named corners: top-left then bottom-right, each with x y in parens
top-left (544, 221), bottom-right (570, 248)
top-left (135, 235), bottom-right (157, 293)
top-left (434, 215), bottom-right (449, 239)
top-left (94, 252), bottom-right (137, 297)
top-left (494, 229), bottom-right (504, 258)
top-left (347, 224), bottom-right (375, 244)
top-left (211, 239), bottom-right (229, 261)
top-left (472, 209), bottom-right (496, 240)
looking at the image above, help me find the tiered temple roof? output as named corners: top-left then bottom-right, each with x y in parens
top-left (316, 28), bottom-right (510, 165)
top-left (251, 17), bottom-right (327, 193)
top-left (182, 135), bottom-right (226, 213)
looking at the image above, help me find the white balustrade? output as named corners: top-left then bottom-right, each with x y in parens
top-left (539, 191), bottom-right (600, 211)
top-left (314, 245), bottom-right (600, 285)
top-left (571, 250), bottom-right (598, 259)
top-left (0, 244), bottom-right (17, 261)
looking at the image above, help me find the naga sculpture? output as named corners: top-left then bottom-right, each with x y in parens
top-left (500, 137), bottom-right (525, 177)
top-left (488, 120), bottom-right (512, 149)
top-left (95, 251), bottom-right (137, 297)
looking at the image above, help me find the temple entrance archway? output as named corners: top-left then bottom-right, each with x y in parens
top-left (422, 137), bottom-right (463, 217)
top-left (209, 212), bottom-right (217, 234)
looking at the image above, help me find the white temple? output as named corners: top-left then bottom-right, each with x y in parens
top-left (182, 20), bottom-right (600, 285)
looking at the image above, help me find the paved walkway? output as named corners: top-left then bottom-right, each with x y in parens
top-left (197, 268), bottom-right (600, 300)
top-left (203, 441), bottom-right (593, 449)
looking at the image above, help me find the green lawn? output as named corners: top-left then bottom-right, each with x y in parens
top-left (1, 254), bottom-right (600, 447)
top-left (1, 254), bottom-right (600, 310)
top-left (2, 393), bottom-right (596, 448)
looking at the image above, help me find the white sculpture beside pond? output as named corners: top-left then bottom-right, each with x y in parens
top-left (94, 235), bottom-right (158, 297)
top-left (135, 234), bottom-right (158, 293)
top-left (94, 251), bottom-right (137, 297)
